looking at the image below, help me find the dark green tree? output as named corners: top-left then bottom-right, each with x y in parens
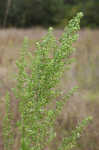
top-left (0, 0), bottom-right (6, 26)
top-left (0, 0), bottom-right (99, 28)
top-left (7, 0), bottom-right (64, 27)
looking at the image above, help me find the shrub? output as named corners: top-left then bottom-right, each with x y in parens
top-left (2, 12), bottom-right (92, 150)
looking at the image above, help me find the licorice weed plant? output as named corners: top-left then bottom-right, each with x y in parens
top-left (2, 12), bottom-right (92, 150)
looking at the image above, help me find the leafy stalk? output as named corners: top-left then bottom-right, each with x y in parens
top-left (2, 12), bottom-right (92, 150)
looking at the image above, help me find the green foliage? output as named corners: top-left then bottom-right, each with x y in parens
top-left (0, 0), bottom-right (99, 27)
top-left (58, 117), bottom-right (92, 150)
top-left (2, 92), bottom-right (14, 150)
top-left (2, 12), bottom-right (92, 150)
top-left (5, 0), bottom-right (65, 27)
top-left (0, 0), bottom-right (6, 26)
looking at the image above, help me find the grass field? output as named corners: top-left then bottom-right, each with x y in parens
top-left (0, 27), bottom-right (99, 150)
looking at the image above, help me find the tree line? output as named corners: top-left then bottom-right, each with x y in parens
top-left (0, 0), bottom-right (99, 28)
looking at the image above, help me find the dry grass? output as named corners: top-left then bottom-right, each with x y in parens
top-left (0, 27), bottom-right (99, 150)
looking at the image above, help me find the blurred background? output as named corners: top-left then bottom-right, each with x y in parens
top-left (0, 0), bottom-right (99, 150)
top-left (0, 0), bottom-right (99, 28)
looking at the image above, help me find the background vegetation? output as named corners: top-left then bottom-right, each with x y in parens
top-left (0, 0), bottom-right (99, 28)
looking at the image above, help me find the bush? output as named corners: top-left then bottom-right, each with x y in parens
top-left (2, 12), bottom-right (92, 150)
